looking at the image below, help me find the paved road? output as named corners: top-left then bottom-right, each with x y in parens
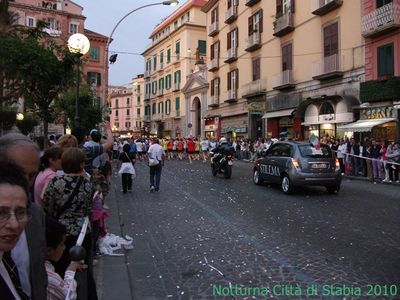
top-left (96, 159), bottom-right (400, 300)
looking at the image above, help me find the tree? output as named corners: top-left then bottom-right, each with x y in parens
top-left (55, 86), bottom-right (104, 132)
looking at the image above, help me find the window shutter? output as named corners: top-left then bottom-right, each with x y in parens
top-left (235, 69), bottom-right (239, 89)
top-left (217, 78), bottom-right (220, 95)
top-left (236, 28), bottom-right (239, 48)
top-left (227, 32), bottom-right (231, 49)
top-left (216, 7), bottom-right (219, 22)
top-left (210, 44), bottom-right (214, 59)
top-left (291, 0), bottom-right (295, 13)
top-left (248, 16), bottom-right (253, 36)
top-left (198, 40), bottom-right (206, 55)
top-left (211, 79), bottom-right (215, 96)
top-left (228, 0), bottom-right (232, 9)
top-left (259, 10), bottom-right (263, 33)
top-left (217, 41), bottom-right (220, 57)
top-left (227, 72), bottom-right (231, 90)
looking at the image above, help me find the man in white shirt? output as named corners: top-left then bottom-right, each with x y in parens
top-left (147, 138), bottom-right (165, 192)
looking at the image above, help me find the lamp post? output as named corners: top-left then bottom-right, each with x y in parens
top-left (102, 0), bottom-right (179, 108)
top-left (68, 33), bottom-right (91, 128)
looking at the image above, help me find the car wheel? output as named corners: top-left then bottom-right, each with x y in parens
top-left (326, 184), bottom-right (340, 194)
top-left (253, 169), bottom-right (263, 185)
top-left (281, 174), bottom-right (295, 194)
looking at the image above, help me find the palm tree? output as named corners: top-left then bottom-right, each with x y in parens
top-left (0, 0), bottom-right (23, 36)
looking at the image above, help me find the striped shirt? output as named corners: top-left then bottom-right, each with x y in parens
top-left (45, 261), bottom-right (77, 300)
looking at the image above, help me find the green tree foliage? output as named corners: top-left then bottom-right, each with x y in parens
top-left (55, 86), bottom-right (104, 131)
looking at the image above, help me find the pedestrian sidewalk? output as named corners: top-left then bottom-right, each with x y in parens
top-left (94, 177), bottom-right (133, 300)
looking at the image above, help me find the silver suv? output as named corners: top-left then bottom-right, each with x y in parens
top-left (253, 141), bottom-right (342, 194)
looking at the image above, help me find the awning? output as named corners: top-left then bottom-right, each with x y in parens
top-left (337, 118), bottom-right (396, 132)
top-left (262, 109), bottom-right (295, 119)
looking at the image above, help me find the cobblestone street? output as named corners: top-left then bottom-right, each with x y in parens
top-left (96, 159), bottom-right (400, 300)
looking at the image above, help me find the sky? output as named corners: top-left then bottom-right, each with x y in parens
top-left (73, 0), bottom-right (182, 87)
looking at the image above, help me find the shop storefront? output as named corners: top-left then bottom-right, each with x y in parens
top-left (263, 109), bottom-right (302, 140)
top-left (220, 114), bottom-right (248, 140)
top-left (203, 115), bottom-right (220, 138)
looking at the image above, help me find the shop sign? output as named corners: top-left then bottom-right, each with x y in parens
top-left (278, 117), bottom-right (293, 127)
top-left (221, 126), bottom-right (247, 134)
top-left (248, 101), bottom-right (266, 112)
top-left (362, 107), bottom-right (395, 119)
top-left (205, 125), bottom-right (215, 131)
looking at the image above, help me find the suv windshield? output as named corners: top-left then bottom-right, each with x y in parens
top-left (298, 144), bottom-right (333, 158)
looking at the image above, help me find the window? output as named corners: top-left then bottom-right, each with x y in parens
top-left (211, 7), bottom-right (219, 24)
top-left (174, 20), bottom-right (178, 29)
top-left (115, 99), bottom-right (119, 108)
top-left (165, 75), bottom-right (172, 89)
top-left (145, 105), bottom-right (151, 116)
top-left (174, 70), bottom-right (181, 83)
top-left (47, 18), bottom-right (59, 30)
top-left (377, 0), bottom-right (392, 8)
top-left (282, 43), bottom-right (293, 71)
top-left (160, 51), bottom-right (164, 65)
top-left (320, 102), bottom-right (334, 115)
top-left (175, 41), bottom-right (180, 57)
top-left (151, 81), bottom-right (157, 94)
top-left (137, 96), bottom-right (141, 104)
top-left (211, 77), bottom-right (220, 97)
top-left (127, 98), bottom-right (130, 106)
top-left (167, 48), bottom-right (171, 63)
top-left (227, 28), bottom-right (238, 50)
top-left (323, 22), bottom-right (338, 58)
top-left (125, 122), bottom-right (131, 128)
top-left (248, 10), bottom-right (263, 36)
top-left (377, 43), bottom-right (394, 77)
top-left (276, 0), bottom-right (295, 17)
top-left (175, 97), bottom-right (180, 110)
top-left (198, 40), bottom-right (206, 55)
top-left (69, 22), bottom-right (78, 34)
top-left (166, 99), bottom-right (171, 115)
top-left (90, 47), bottom-right (99, 61)
top-left (87, 72), bottom-right (101, 86)
top-left (152, 103), bottom-right (156, 115)
top-left (26, 17), bottom-right (36, 27)
top-left (159, 78), bottom-right (164, 90)
top-left (227, 69), bottom-right (239, 90)
top-left (153, 55), bottom-right (157, 71)
top-left (210, 41), bottom-right (220, 59)
top-left (227, 0), bottom-right (238, 8)
top-left (252, 57), bottom-right (261, 81)
top-left (115, 110), bottom-right (119, 117)
top-left (126, 109), bottom-right (130, 116)
top-left (158, 102), bottom-right (164, 114)
top-left (137, 108), bottom-right (140, 116)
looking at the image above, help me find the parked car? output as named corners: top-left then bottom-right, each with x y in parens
top-left (253, 141), bottom-right (342, 194)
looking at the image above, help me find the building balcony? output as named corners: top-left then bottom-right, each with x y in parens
top-left (43, 28), bottom-right (61, 37)
top-left (208, 21), bottom-right (219, 37)
top-left (158, 89), bottom-right (164, 96)
top-left (208, 95), bottom-right (219, 107)
top-left (174, 53), bottom-right (180, 63)
top-left (153, 113), bottom-right (165, 122)
top-left (245, 32), bottom-right (261, 52)
top-left (174, 110), bottom-right (181, 119)
top-left (224, 89), bottom-right (238, 103)
top-left (144, 70), bottom-right (151, 78)
top-left (224, 48), bottom-right (237, 63)
top-left (272, 69), bottom-right (295, 90)
top-left (312, 54), bottom-right (344, 81)
top-left (241, 79), bottom-right (267, 98)
top-left (360, 76), bottom-right (400, 103)
top-left (224, 6), bottom-right (238, 24)
top-left (311, 0), bottom-right (343, 16)
top-left (159, 62), bottom-right (164, 69)
top-left (144, 115), bottom-right (151, 122)
top-left (173, 82), bottom-right (180, 91)
top-left (208, 58), bottom-right (219, 71)
top-left (144, 93), bottom-right (151, 101)
top-left (273, 12), bottom-right (295, 37)
top-left (361, 2), bottom-right (400, 38)
top-left (245, 0), bottom-right (261, 7)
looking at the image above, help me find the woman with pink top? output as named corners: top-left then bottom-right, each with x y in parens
top-left (34, 146), bottom-right (63, 204)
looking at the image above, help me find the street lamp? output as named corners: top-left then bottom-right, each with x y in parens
top-left (101, 0), bottom-right (179, 108)
top-left (68, 33), bottom-right (91, 128)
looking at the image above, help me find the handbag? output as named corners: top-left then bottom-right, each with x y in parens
top-left (148, 157), bottom-right (159, 166)
top-left (54, 176), bottom-right (84, 220)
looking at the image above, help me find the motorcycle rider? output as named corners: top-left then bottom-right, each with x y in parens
top-left (211, 137), bottom-right (234, 165)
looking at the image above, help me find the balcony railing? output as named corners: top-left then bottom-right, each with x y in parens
top-left (144, 70), bottom-right (151, 78)
top-left (312, 53), bottom-right (344, 80)
top-left (224, 89), bottom-right (237, 103)
top-left (158, 89), bottom-right (164, 96)
top-left (174, 110), bottom-right (181, 118)
top-left (245, 32), bottom-right (261, 52)
top-left (273, 12), bottom-right (294, 37)
top-left (208, 21), bottom-right (219, 36)
top-left (208, 95), bottom-right (219, 107)
top-left (144, 115), bottom-right (151, 122)
top-left (241, 79), bottom-right (267, 98)
top-left (311, 0), bottom-right (343, 16)
top-left (173, 82), bottom-right (180, 91)
top-left (272, 69), bottom-right (295, 90)
top-left (144, 93), bottom-right (151, 100)
top-left (208, 58), bottom-right (219, 71)
top-left (361, 2), bottom-right (400, 37)
top-left (224, 48), bottom-right (237, 63)
top-left (225, 6), bottom-right (238, 24)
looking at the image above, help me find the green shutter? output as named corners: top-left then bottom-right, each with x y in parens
top-left (160, 52), bottom-right (163, 63)
top-left (167, 49), bottom-right (171, 63)
top-left (174, 70), bottom-right (181, 83)
top-left (175, 97), bottom-right (180, 110)
top-left (176, 41), bottom-right (180, 54)
top-left (198, 40), bottom-right (206, 55)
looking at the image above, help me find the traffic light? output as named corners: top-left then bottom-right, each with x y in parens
top-left (109, 53), bottom-right (118, 64)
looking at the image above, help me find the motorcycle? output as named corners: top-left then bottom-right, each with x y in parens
top-left (210, 149), bottom-right (233, 179)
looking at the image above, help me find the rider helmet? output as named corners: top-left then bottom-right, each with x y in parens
top-left (219, 137), bottom-right (227, 144)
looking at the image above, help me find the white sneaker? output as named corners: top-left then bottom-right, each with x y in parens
top-left (150, 186), bottom-right (155, 192)
top-left (103, 204), bottom-right (109, 209)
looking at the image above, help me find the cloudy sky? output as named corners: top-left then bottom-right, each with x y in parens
top-left (73, 0), bottom-right (182, 86)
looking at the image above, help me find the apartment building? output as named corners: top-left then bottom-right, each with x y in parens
top-left (109, 86), bottom-right (135, 138)
top-left (202, 0), bottom-right (364, 140)
top-left (132, 74), bottom-right (146, 137)
top-left (9, 0), bottom-right (109, 107)
top-left (339, 0), bottom-right (400, 141)
top-left (142, 0), bottom-right (207, 138)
